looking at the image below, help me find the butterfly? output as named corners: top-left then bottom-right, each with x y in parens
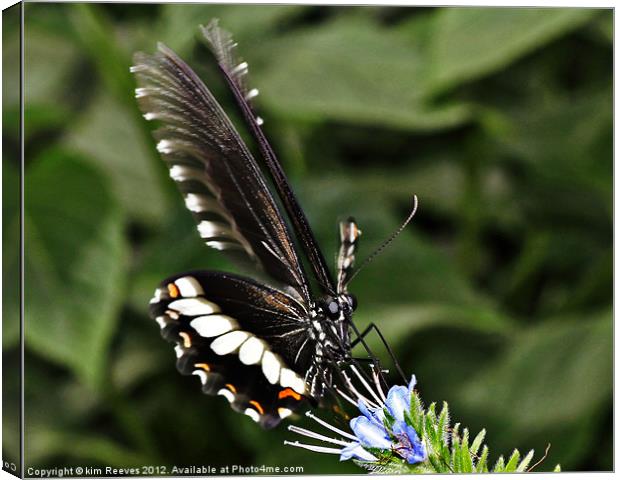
top-left (132, 20), bottom-right (416, 429)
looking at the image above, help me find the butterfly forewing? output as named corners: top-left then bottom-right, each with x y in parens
top-left (149, 271), bottom-right (315, 428)
top-left (201, 20), bottom-right (336, 295)
top-left (132, 44), bottom-right (311, 304)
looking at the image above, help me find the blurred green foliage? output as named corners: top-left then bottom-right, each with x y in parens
top-left (4, 3), bottom-right (611, 473)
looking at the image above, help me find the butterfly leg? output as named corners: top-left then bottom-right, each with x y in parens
top-left (349, 322), bottom-right (407, 383)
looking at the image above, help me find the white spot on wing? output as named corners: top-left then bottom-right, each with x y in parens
top-left (205, 240), bottom-right (239, 251)
top-left (169, 165), bottom-right (205, 182)
top-left (210, 331), bottom-right (249, 355)
top-left (155, 316), bottom-right (167, 329)
top-left (174, 277), bottom-right (204, 297)
top-left (261, 351), bottom-right (281, 385)
top-left (150, 288), bottom-right (164, 304)
top-left (245, 88), bottom-right (259, 100)
top-left (239, 337), bottom-right (265, 365)
top-left (232, 61), bottom-right (248, 75)
top-left (218, 389), bottom-right (235, 403)
top-left (197, 221), bottom-right (232, 239)
top-left (192, 369), bottom-right (208, 385)
top-left (168, 298), bottom-right (220, 316)
top-left (174, 345), bottom-right (184, 358)
top-left (191, 314), bottom-right (238, 338)
top-left (156, 139), bottom-right (173, 154)
top-left (184, 193), bottom-right (217, 213)
top-left (244, 408), bottom-right (260, 422)
top-left (280, 368), bottom-right (306, 395)
top-left (278, 408), bottom-right (293, 419)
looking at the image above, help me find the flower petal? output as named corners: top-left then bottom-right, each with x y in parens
top-left (339, 442), bottom-right (378, 462)
top-left (393, 421), bottom-right (427, 464)
top-left (408, 374), bottom-right (417, 395)
top-left (357, 399), bottom-right (384, 427)
top-left (350, 416), bottom-right (392, 450)
top-left (386, 385), bottom-right (410, 423)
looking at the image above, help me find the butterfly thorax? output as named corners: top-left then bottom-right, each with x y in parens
top-left (305, 294), bottom-right (357, 393)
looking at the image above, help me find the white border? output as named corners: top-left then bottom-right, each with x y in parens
top-left (0, 1), bottom-right (615, 480)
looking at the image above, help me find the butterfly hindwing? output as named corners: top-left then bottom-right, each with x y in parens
top-left (149, 271), bottom-right (315, 428)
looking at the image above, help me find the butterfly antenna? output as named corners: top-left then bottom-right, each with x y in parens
top-left (346, 195), bottom-right (419, 286)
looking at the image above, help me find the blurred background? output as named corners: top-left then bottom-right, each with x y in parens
top-left (3, 3), bottom-right (612, 473)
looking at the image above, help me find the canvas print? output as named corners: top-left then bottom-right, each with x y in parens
top-left (2, 2), bottom-right (613, 476)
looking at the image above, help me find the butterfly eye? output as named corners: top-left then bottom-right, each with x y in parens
top-left (345, 294), bottom-right (357, 312)
top-left (326, 299), bottom-right (340, 320)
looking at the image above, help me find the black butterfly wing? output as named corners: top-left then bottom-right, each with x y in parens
top-left (132, 44), bottom-right (311, 304)
top-left (149, 271), bottom-right (317, 429)
top-left (201, 20), bottom-right (336, 295)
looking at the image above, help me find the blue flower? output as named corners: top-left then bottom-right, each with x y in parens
top-left (340, 375), bottom-right (426, 464)
top-left (385, 374), bottom-right (417, 423)
top-left (340, 442), bottom-right (378, 462)
top-left (286, 373), bottom-right (426, 466)
top-left (392, 419), bottom-right (427, 464)
top-left (349, 414), bottom-right (392, 450)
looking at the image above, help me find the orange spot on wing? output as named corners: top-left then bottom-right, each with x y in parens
top-left (179, 332), bottom-right (191, 348)
top-left (278, 388), bottom-right (302, 401)
top-left (333, 404), bottom-right (350, 420)
top-left (194, 363), bottom-right (210, 372)
top-left (167, 283), bottom-right (180, 298)
top-left (225, 383), bottom-right (237, 394)
top-left (249, 400), bottom-right (265, 415)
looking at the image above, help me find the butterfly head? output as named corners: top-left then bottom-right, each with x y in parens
top-left (309, 293), bottom-right (357, 363)
top-left (319, 293), bottom-right (357, 321)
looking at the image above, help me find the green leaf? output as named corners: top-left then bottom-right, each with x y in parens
top-left (586, 10), bottom-right (613, 44)
top-left (470, 429), bottom-right (486, 457)
top-left (450, 423), bottom-right (461, 471)
top-left (497, 89), bottom-right (612, 204)
top-left (476, 445), bottom-right (489, 473)
top-left (157, 4), bottom-right (306, 56)
top-left (255, 17), bottom-right (471, 131)
top-left (437, 402), bottom-right (450, 455)
top-left (493, 455), bottom-right (505, 472)
top-left (426, 8), bottom-right (598, 93)
top-left (459, 428), bottom-right (473, 472)
top-left (26, 428), bottom-right (154, 467)
top-left (462, 311), bottom-right (612, 428)
top-left (459, 311), bottom-right (612, 468)
top-left (64, 92), bottom-right (169, 224)
top-left (356, 303), bottom-right (514, 354)
top-left (24, 151), bottom-right (127, 387)
top-left (69, 3), bottom-right (168, 183)
top-left (69, 4), bottom-right (135, 110)
top-left (410, 391), bottom-right (424, 433)
top-left (517, 449), bottom-right (535, 472)
top-left (424, 402), bottom-right (437, 448)
top-left (24, 25), bottom-right (78, 106)
top-left (127, 203), bottom-right (231, 312)
top-left (2, 162), bottom-right (20, 347)
top-left (505, 449), bottom-right (521, 472)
